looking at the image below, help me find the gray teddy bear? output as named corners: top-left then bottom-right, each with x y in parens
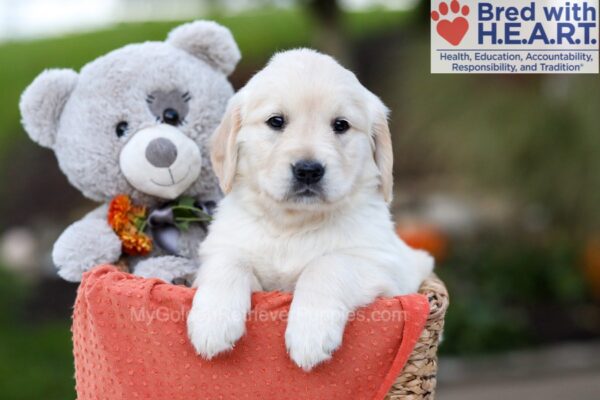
top-left (19, 21), bottom-right (240, 283)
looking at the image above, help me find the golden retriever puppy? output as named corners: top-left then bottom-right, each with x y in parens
top-left (187, 49), bottom-right (433, 371)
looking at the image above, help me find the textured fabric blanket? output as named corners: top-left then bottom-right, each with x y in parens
top-left (72, 265), bottom-right (429, 400)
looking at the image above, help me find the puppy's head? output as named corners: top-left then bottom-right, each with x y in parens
top-left (211, 49), bottom-right (393, 210)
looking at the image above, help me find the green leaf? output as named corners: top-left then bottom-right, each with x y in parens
top-left (177, 221), bottom-right (190, 230)
top-left (133, 215), bottom-right (146, 231)
top-left (178, 196), bottom-right (196, 208)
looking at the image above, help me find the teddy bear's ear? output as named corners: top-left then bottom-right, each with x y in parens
top-left (167, 20), bottom-right (241, 76)
top-left (20, 69), bottom-right (78, 149)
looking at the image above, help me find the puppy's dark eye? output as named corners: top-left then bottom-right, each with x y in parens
top-left (332, 119), bottom-right (350, 134)
top-left (266, 115), bottom-right (285, 130)
top-left (163, 108), bottom-right (180, 125)
top-left (115, 121), bottom-right (129, 137)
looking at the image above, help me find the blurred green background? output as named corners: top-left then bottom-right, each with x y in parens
top-left (0, 0), bottom-right (599, 398)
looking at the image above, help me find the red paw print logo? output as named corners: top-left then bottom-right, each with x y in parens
top-left (431, 0), bottom-right (470, 46)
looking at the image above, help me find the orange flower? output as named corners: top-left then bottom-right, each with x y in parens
top-left (108, 195), bottom-right (132, 231)
top-left (120, 230), bottom-right (153, 256)
top-left (109, 194), bottom-right (131, 214)
top-left (130, 204), bottom-right (147, 220)
top-left (108, 194), bottom-right (152, 256)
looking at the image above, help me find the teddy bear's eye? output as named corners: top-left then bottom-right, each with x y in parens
top-left (115, 121), bottom-right (129, 137)
top-left (163, 108), bottom-right (180, 126)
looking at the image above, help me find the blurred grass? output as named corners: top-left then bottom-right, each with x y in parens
top-left (0, 323), bottom-right (74, 399)
top-left (0, 267), bottom-right (74, 399)
top-left (0, 7), bottom-right (407, 151)
top-left (437, 236), bottom-right (589, 355)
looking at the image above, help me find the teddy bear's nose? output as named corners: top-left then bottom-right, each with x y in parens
top-left (145, 138), bottom-right (178, 168)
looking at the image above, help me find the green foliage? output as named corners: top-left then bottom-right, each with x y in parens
top-left (438, 237), bottom-right (588, 355)
top-left (441, 294), bottom-right (532, 355)
top-left (0, 322), bottom-right (75, 399)
top-left (0, 267), bottom-right (27, 323)
top-left (0, 268), bottom-right (74, 399)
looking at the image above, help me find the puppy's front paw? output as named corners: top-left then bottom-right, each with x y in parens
top-left (187, 295), bottom-right (247, 359)
top-left (285, 310), bottom-right (345, 371)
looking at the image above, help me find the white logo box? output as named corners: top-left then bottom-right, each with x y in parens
top-left (431, 0), bottom-right (599, 73)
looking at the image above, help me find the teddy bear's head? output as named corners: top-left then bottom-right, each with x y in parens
top-left (20, 21), bottom-right (240, 204)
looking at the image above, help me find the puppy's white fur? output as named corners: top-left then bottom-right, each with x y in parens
top-left (187, 49), bottom-right (433, 371)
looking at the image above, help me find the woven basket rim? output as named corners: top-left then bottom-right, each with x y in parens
top-left (385, 273), bottom-right (449, 400)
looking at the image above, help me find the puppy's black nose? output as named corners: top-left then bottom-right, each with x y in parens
top-left (292, 160), bottom-right (325, 185)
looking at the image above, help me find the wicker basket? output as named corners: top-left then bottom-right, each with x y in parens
top-left (385, 274), bottom-right (449, 399)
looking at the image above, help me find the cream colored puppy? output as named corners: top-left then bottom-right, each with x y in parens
top-left (187, 49), bottom-right (433, 371)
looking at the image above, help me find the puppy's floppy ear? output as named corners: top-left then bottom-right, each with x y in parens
top-left (167, 20), bottom-right (241, 76)
top-left (370, 96), bottom-right (394, 204)
top-left (20, 69), bottom-right (78, 149)
top-left (211, 97), bottom-right (242, 193)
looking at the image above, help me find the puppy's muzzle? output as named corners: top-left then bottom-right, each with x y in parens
top-left (292, 160), bottom-right (325, 185)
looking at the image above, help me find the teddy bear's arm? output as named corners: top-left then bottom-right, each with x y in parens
top-left (133, 256), bottom-right (198, 285)
top-left (52, 207), bottom-right (122, 282)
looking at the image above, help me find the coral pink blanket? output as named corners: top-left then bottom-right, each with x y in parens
top-left (72, 266), bottom-right (429, 400)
